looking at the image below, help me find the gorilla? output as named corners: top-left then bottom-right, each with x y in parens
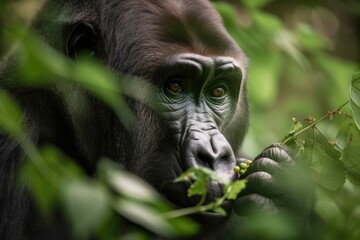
top-left (0, 0), bottom-right (316, 239)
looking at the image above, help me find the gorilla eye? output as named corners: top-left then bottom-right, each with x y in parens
top-left (210, 86), bottom-right (226, 98)
top-left (165, 81), bottom-right (184, 94)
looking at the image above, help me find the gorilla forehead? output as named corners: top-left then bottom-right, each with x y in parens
top-left (99, 0), bottom-right (246, 76)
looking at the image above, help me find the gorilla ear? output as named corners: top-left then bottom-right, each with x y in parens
top-left (66, 22), bottom-right (97, 59)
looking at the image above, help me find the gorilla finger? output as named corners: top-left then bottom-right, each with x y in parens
top-left (234, 193), bottom-right (278, 217)
top-left (245, 157), bottom-right (280, 175)
top-left (256, 145), bottom-right (293, 163)
top-left (240, 171), bottom-right (281, 197)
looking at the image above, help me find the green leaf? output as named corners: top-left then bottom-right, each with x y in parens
top-left (242, 0), bottom-right (273, 9)
top-left (308, 142), bottom-right (345, 190)
top-left (20, 146), bottom-right (85, 215)
top-left (62, 180), bottom-right (109, 238)
top-left (38, 146), bottom-right (85, 179)
top-left (103, 164), bottom-right (162, 203)
top-left (113, 198), bottom-right (175, 238)
top-left (225, 180), bottom-right (247, 200)
top-left (0, 90), bottom-right (25, 138)
top-left (211, 207), bottom-right (227, 216)
top-left (285, 138), bottom-right (305, 158)
top-left (336, 118), bottom-right (360, 149)
top-left (8, 26), bottom-right (70, 85)
top-left (9, 26), bottom-right (135, 129)
top-left (175, 168), bottom-right (208, 197)
top-left (302, 139), bottom-right (314, 165)
top-left (342, 145), bottom-right (360, 186)
top-left (350, 98), bottom-right (360, 132)
top-left (175, 167), bottom-right (229, 198)
top-left (20, 159), bottom-right (59, 215)
top-left (168, 217), bottom-right (199, 236)
top-left (71, 58), bottom-right (135, 129)
top-left (251, 11), bottom-right (282, 32)
top-left (351, 72), bottom-right (360, 89)
top-left (188, 177), bottom-right (207, 197)
top-left (350, 71), bottom-right (360, 130)
top-left (281, 120), bottom-right (303, 144)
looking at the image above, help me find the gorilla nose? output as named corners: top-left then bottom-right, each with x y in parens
top-left (185, 131), bottom-right (237, 181)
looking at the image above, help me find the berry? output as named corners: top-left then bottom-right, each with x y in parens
top-left (240, 163), bottom-right (249, 169)
top-left (245, 160), bottom-right (252, 165)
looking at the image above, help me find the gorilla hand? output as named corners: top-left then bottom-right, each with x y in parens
top-left (233, 144), bottom-right (315, 237)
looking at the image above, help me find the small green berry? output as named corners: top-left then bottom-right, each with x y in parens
top-left (240, 163), bottom-right (249, 169)
top-left (245, 160), bottom-right (253, 165)
top-left (234, 166), bottom-right (241, 173)
top-left (239, 169), bottom-right (246, 175)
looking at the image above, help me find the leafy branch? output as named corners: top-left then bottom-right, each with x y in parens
top-left (281, 100), bottom-right (350, 145)
top-left (163, 167), bottom-right (246, 219)
top-left (279, 71), bottom-right (360, 190)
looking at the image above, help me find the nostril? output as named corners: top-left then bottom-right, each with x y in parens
top-left (196, 153), bottom-right (214, 169)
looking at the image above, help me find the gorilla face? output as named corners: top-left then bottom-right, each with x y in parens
top-left (151, 54), bottom-right (242, 210)
top-left (63, 0), bottom-right (248, 226)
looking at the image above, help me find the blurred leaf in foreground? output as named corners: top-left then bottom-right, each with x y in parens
top-left (175, 167), bottom-right (228, 198)
top-left (342, 145), bottom-right (360, 186)
top-left (99, 160), bottom-right (162, 204)
top-left (21, 146), bottom-right (85, 214)
top-left (336, 118), bottom-right (360, 149)
top-left (5, 25), bottom-right (136, 128)
top-left (62, 180), bottom-right (109, 239)
top-left (305, 141), bottom-right (345, 191)
top-left (113, 199), bottom-right (176, 238)
top-left (225, 180), bottom-right (247, 200)
top-left (0, 90), bottom-right (25, 138)
top-left (242, 0), bottom-right (273, 9)
top-left (350, 71), bottom-right (360, 130)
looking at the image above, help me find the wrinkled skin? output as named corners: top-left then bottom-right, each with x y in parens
top-left (0, 0), bottom-right (315, 239)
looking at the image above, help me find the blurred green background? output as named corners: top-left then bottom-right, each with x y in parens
top-left (1, 0), bottom-right (360, 157)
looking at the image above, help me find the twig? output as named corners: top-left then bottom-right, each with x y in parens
top-left (282, 101), bottom-right (349, 145)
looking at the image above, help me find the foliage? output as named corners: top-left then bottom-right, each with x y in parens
top-left (0, 90), bottom-right (25, 138)
top-left (279, 72), bottom-right (360, 191)
top-left (165, 167), bottom-right (247, 218)
top-left (270, 71), bottom-right (360, 239)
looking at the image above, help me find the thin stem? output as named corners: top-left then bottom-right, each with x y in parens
top-left (196, 190), bottom-right (207, 207)
top-left (164, 186), bottom-right (233, 219)
top-left (282, 100), bottom-right (349, 145)
top-left (163, 205), bottom-right (211, 219)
